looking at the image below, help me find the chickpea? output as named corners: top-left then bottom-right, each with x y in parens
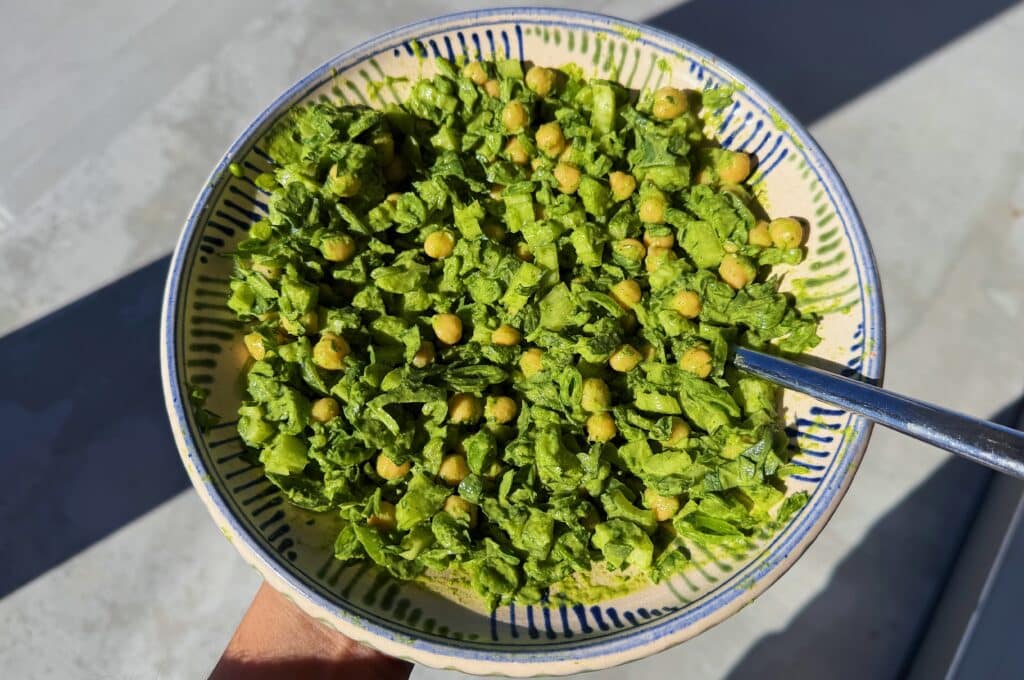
top-left (485, 396), bottom-right (518, 424)
top-left (502, 100), bottom-right (529, 133)
top-left (525, 65), bottom-right (556, 96)
top-left (320, 234), bottom-right (357, 262)
top-left (748, 220), bottom-right (774, 247)
top-left (609, 171), bottom-right (637, 201)
top-left (679, 346), bottom-right (713, 378)
top-left (535, 122), bottom-right (566, 158)
top-left (640, 343), bottom-right (658, 361)
top-left (412, 340), bottom-right (435, 368)
top-left (312, 332), bottom-right (350, 370)
top-left (581, 377), bottom-right (611, 413)
top-left (376, 454), bottom-right (411, 480)
top-left (613, 238), bottom-right (647, 263)
top-left (444, 495), bottom-right (478, 526)
top-left (301, 311), bottom-right (321, 333)
top-left (645, 245), bottom-right (676, 273)
top-left (489, 184), bottom-right (504, 200)
top-left (299, 310), bottom-right (319, 334)
top-left (463, 60), bottom-right (487, 85)
top-left (438, 454), bottom-right (470, 486)
top-left (643, 230), bottom-right (675, 249)
top-left (554, 162), bottom-right (581, 194)
top-left (311, 397), bottom-right (340, 423)
top-left (644, 489), bottom-right (680, 522)
top-left (587, 412), bottom-right (617, 442)
top-left (665, 417), bottom-right (691, 447)
top-left (638, 193), bottom-right (667, 224)
top-left (505, 137), bottom-right (529, 165)
top-left (448, 393), bottom-right (483, 424)
top-left (652, 86), bottom-right (688, 120)
top-left (482, 221), bottom-right (506, 241)
top-left (717, 151), bottom-right (752, 184)
top-left (609, 344), bottom-right (642, 373)
top-left (327, 164), bottom-right (361, 197)
top-left (610, 279), bottom-right (642, 310)
top-left (718, 253), bottom-right (756, 289)
top-left (670, 290), bottom-right (702, 319)
top-left (423, 230), bottom-right (455, 259)
top-left (251, 261), bottom-right (281, 280)
top-left (432, 313), bottom-right (463, 345)
top-left (520, 347), bottom-right (544, 377)
top-left (514, 241), bottom-right (533, 262)
top-left (368, 500), bottom-right (397, 531)
top-left (484, 79), bottom-right (501, 98)
top-left (491, 324), bottom-right (521, 346)
top-left (243, 332), bottom-right (267, 361)
top-left (769, 217), bottom-right (805, 249)
top-left (277, 315), bottom-right (298, 339)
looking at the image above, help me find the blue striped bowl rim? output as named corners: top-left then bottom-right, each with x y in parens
top-left (161, 6), bottom-right (885, 675)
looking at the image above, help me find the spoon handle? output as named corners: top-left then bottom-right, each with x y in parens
top-left (734, 347), bottom-right (1024, 479)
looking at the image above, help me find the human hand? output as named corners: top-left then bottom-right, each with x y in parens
top-left (210, 582), bottom-right (413, 680)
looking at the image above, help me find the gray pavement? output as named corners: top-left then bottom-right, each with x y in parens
top-left (1, 1), bottom-right (1022, 678)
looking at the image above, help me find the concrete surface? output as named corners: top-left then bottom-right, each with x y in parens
top-left (1, 1), bottom-right (1022, 678)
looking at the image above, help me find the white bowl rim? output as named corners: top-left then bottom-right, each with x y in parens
top-left (160, 6), bottom-right (886, 675)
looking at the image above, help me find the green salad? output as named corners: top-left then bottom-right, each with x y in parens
top-left (225, 58), bottom-right (819, 608)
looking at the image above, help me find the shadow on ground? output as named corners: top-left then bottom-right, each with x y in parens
top-left (0, 256), bottom-right (183, 597)
top-left (647, 0), bottom-right (1019, 123)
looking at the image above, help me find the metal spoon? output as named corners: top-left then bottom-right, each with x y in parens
top-left (733, 347), bottom-right (1024, 479)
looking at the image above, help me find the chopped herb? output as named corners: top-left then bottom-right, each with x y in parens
top-left (224, 59), bottom-right (817, 608)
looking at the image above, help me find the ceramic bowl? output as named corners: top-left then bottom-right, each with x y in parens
top-left (161, 7), bottom-right (884, 676)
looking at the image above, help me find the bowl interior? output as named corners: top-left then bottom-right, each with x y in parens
top-left (163, 8), bottom-right (882, 675)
